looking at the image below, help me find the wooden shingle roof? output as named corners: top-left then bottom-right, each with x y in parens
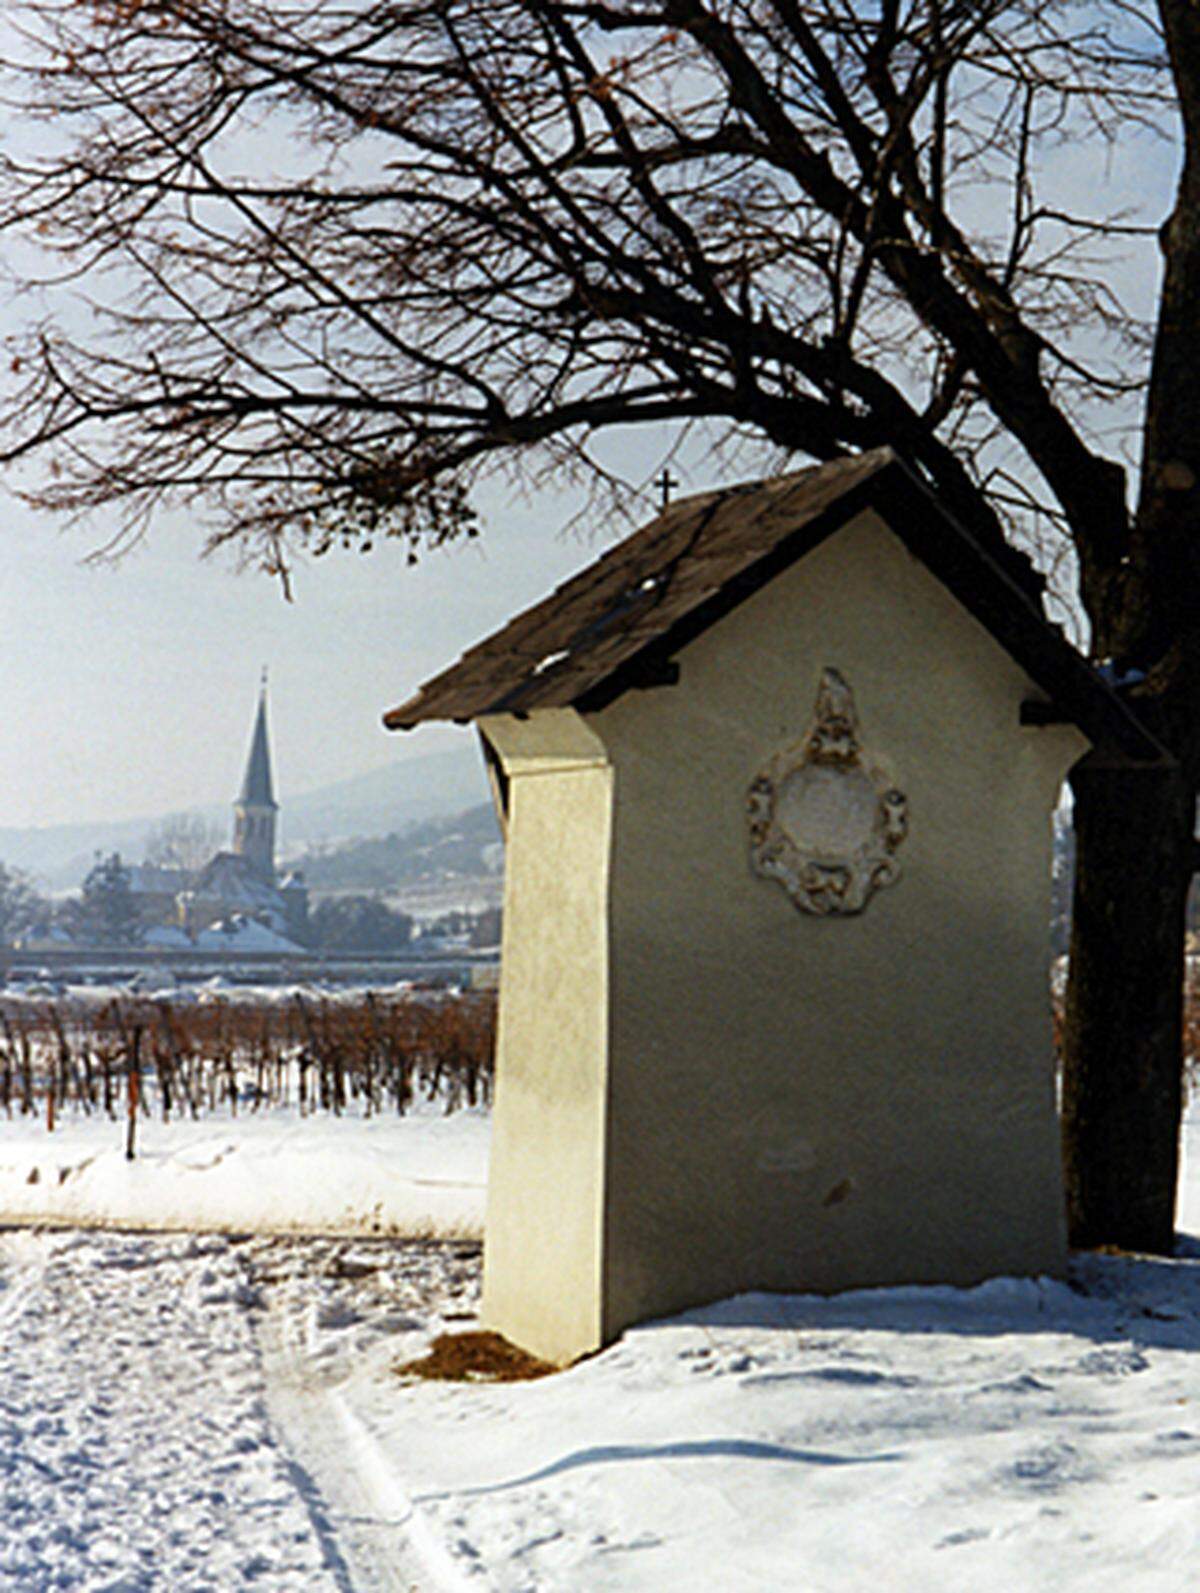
top-left (384, 449), bottom-right (1164, 763)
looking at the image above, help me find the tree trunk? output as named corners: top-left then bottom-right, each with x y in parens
top-left (1061, 756), bottom-right (1192, 1253)
top-left (1052, 2), bottom-right (1200, 1256)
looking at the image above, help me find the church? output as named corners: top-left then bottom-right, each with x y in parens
top-left (133, 681), bottom-right (309, 948)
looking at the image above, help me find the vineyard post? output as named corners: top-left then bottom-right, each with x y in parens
top-left (125, 1027), bottom-right (141, 1162)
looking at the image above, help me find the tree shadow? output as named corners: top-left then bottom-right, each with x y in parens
top-left (279, 1457), bottom-right (359, 1593)
top-left (418, 1437), bottom-right (901, 1502)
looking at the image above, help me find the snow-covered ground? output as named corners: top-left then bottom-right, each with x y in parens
top-left (0, 1228), bottom-right (350, 1590)
top-left (1, 1099), bottom-right (1200, 1589)
top-left (0, 1099), bottom-right (487, 1240)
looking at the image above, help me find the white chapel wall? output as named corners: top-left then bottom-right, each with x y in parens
top-left (592, 508), bottom-right (1086, 1339)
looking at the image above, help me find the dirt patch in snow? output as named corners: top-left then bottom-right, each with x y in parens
top-left (395, 1328), bottom-right (556, 1383)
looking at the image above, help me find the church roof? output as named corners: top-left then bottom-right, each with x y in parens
top-left (383, 449), bottom-right (1164, 763)
top-left (238, 689), bottom-right (277, 809)
top-left (192, 851), bottom-right (282, 909)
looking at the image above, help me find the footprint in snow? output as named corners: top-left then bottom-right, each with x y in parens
top-left (1076, 1345), bottom-right (1150, 1378)
top-left (936, 1527), bottom-right (991, 1550)
top-left (1009, 1442), bottom-right (1086, 1491)
top-left (316, 1302), bottom-right (362, 1330)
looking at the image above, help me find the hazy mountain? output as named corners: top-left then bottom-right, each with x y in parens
top-left (0, 742), bottom-right (489, 891)
top-left (283, 746), bottom-right (489, 848)
top-left (0, 815), bottom-right (161, 893)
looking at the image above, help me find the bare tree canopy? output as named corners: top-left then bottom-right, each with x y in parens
top-left (143, 812), bottom-right (223, 874)
top-left (0, 861), bottom-right (46, 947)
top-left (2, 0), bottom-right (1199, 1252)
top-left (0, 4), bottom-right (1170, 584)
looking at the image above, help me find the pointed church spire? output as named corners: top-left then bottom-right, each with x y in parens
top-left (238, 675), bottom-right (277, 809)
top-left (233, 674), bottom-right (278, 882)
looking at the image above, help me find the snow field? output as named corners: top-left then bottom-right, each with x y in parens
top-left (0, 1100), bottom-right (488, 1241)
top-left (15, 1216), bottom-right (1200, 1591)
top-left (0, 1088), bottom-right (1199, 1587)
top-left (335, 1261), bottom-right (1200, 1592)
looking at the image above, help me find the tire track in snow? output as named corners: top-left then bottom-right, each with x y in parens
top-left (257, 1290), bottom-right (467, 1592)
top-left (249, 1235), bottom-right (485, 1593)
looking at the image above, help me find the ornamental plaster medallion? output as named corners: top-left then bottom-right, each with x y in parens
top-left (747, 668), bottom-right (908, 916)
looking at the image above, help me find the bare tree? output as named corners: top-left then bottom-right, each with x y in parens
top-left (71, 852), bottom-right (143, 947)
top-left (0, 862), bottom-right (45, 947)
top-left (0, 1), bottom-right (1193, 1248)
top-left (144, 813), bottom-right (223, 877)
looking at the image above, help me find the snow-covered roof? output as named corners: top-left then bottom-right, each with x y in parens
top-left (194, 916), bottom-right (302, 953)
top-left (192, 852), bottom-right (282, 910)
top-left (127, 865), bottom-right (189, 895)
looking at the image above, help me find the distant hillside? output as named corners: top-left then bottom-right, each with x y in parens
top-left (283, 746), bottom-right (489, 847)
top-left (0, 814), bottom-right (157, 893)
top-left (295, 803), bottom-right (503, 894)
top-left (0, 742), bottom-right (489, 890)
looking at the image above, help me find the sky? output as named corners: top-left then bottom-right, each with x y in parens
top-left (0, 427), bottom-right (751, 831)
top-left (0, 8), bottom-right (767, 835)
top-left (0, 9), bottom-right (1177, 836)
top-left (0, 16), bottom-right (631, 831)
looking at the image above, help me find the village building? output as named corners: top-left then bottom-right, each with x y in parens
top-left (134, 682), bottom-right (309, 947)
top-left (125, 862), bottom-right (190, 924)
top-left (386, 448), bottom-right (1165, 1366)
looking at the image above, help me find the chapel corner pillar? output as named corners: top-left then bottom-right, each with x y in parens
top-left (476, 709), bottom-right (617, 1366)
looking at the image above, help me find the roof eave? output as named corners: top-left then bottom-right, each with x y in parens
top-left (574, 457), bottom-right (1167, 765)
top-left (383, 451), bottom-right (1169, 766)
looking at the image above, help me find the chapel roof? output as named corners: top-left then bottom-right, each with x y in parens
top-left (383, 449), bottom-right (1163, 763)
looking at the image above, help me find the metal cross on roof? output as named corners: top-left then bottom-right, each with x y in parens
top-left (657, 468), bottom-right (679, 508)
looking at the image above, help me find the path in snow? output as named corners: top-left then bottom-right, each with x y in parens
top-left (0, 1228), bottom-right (348, 1589)
top-left (0, 1229), bottom-right (479, 1592)
top-left (249, 1233), bottom-right (482, 1593)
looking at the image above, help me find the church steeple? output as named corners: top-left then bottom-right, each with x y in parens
top-left (232, 671), bottom-right (278, 882)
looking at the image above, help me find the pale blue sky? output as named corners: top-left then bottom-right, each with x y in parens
top-left (0, 429), bottom-right (743, 829)
top-left (0, 17), bottom-right (1176, 835)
